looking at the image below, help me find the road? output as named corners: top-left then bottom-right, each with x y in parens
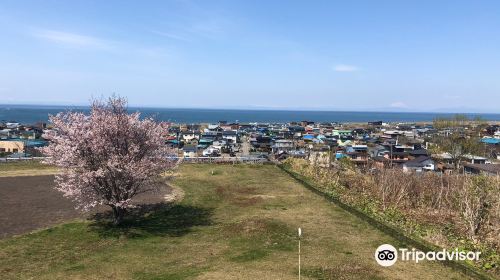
top-left (239, 136), bottom-right (251, 157)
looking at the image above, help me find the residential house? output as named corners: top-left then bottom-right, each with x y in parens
top-left (220, 123), bottom-right (238, 131)
top-left (463, 163), bottom-right (500, 176)
top-left (383, 130), bottom-right (402, 139)
top-left (402, 156), bottom-right (435, 172)
top-left (303, 134), bottom-right (315, 142)
top-left (369, 145), bottom-right (389, 158)
top-left (222, 130), bottom-right (238, 144)
top-left (288, 126), bottom-right (305, 138)
top-left (212, 140), bottom-right (227, 150)
top-left (197, 138), bottom-right (213, 149)
top-left (250, 135), bottom-right (272, 152)
top-left (206, 124), bottom-right (222, 132)
top-left (463, 155), bottom-right (487, 164)
top-left (409, 149), bottom-right (429, 158)
top-left (0, 139), bottom-right (47, 154)
top-left (182, 146), bottom-right (198, 158)
top-left (181, 131), bottom-right (200, 142)
top-left (345, 145), bottom-right (368, 164)
top-left (272, 139), bottom-right (295, 154)
top-left (332, 130), bottom-right (353, 137)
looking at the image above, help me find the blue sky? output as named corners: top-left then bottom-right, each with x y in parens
top-left (0, 0), bottom-right (499, 112)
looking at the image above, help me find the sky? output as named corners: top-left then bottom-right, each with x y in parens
top-left (0, 0), bottom-right (499, 112)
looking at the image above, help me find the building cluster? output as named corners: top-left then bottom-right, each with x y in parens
top-left (2, 118), bottom-right (500, 176)
top-left (164, 121), bottom-right (242, 158)
top-left (0, 121), bottom-right (48, 158)
top-left (167, 120), bottom-right (500, 175)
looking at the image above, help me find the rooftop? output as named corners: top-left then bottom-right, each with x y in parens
top-left (464, 163), bottom-right (500, 174)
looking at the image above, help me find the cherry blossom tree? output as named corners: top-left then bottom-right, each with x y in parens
top-left (40, 96), bottom-right (176, 225)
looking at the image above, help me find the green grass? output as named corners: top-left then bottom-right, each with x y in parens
top-left (0, 160), bottom-right (49, 170)
top-left (0, 160), bottom-right (58, 177)
top-left (0, 164), bottom-right (475, 279)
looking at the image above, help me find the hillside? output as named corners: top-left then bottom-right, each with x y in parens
top-left (0, 164), bottom-right (472, 279)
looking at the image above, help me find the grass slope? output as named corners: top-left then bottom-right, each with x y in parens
top-left (0, 161), bottom-right (58, 177)
top-left (0, 164), bottom-right (472, 279)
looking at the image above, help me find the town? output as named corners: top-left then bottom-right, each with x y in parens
top-left (2, 1), bottom-right (500, 279)
top-left (2, 117), bottom-right (500, 175)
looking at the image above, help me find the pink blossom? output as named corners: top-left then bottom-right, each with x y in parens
top-left (40, 96), bottom-right (177, 224)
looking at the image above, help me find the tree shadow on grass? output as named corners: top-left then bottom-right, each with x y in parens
top-left (88, 203), bottom-right (213, 239)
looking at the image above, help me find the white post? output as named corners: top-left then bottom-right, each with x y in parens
top-left (298, 228), bottom-right (302, 280)
top-left (299, 238), bottom-right (301, 280)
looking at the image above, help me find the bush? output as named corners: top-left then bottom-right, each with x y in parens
top-left (283, 158), bottom-right (500, 273)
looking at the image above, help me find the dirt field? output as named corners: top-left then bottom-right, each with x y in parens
top-left (0, 175), bottom-right (170, 238)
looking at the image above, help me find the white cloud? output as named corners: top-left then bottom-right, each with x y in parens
top-left (189, 19), bottom-right (225, 37)
top-left (31, 29), bottom-right (174, 59)
top-left (151, 30), bottom-right (191, 42)
top-left (390, 101), bottom-right (408, 108)
top-left (156, 19), bottom-right (228, 41)
top-left (33, 29), bottom-right (112, 50)
top-left (333, 64), bottom-right (359, 72)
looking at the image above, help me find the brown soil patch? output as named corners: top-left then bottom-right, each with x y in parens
top-left (0, 175), bottom-right (171, 238)
top-left (303, 261), bottom-right (383, 280)
top-left (224, 218), bottom-right (271, 236)
top-left (223, 217), bottom-right (289, 238)
top-left (215, 185), bottom-right (262, 207)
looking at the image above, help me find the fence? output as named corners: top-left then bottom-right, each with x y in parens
top-left (0, 156), bottom-right (268, 164)
top-left (0, 157), bottom-right (47, 162)
top-left (178, 156), bottom-right (268, 164)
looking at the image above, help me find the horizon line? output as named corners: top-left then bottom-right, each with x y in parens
top-left (0, 103), bottom-right (499, 115)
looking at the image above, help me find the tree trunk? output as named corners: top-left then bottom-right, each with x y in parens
top-left (111, 206), bottom-right (125, 225)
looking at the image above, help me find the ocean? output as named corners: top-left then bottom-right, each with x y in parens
top-left (0, 105), bottom-right (499, 124)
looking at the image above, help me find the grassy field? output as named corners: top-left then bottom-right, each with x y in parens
top-left (0, 164), bottom-right (474, 279)
top-left (0, 160), bottom-right (58, 177)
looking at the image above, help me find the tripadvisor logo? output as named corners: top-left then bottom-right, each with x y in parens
top-left (375, 244), bottom-right (481, 267)
top-left (375, 244), bottom-right (398, 267)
